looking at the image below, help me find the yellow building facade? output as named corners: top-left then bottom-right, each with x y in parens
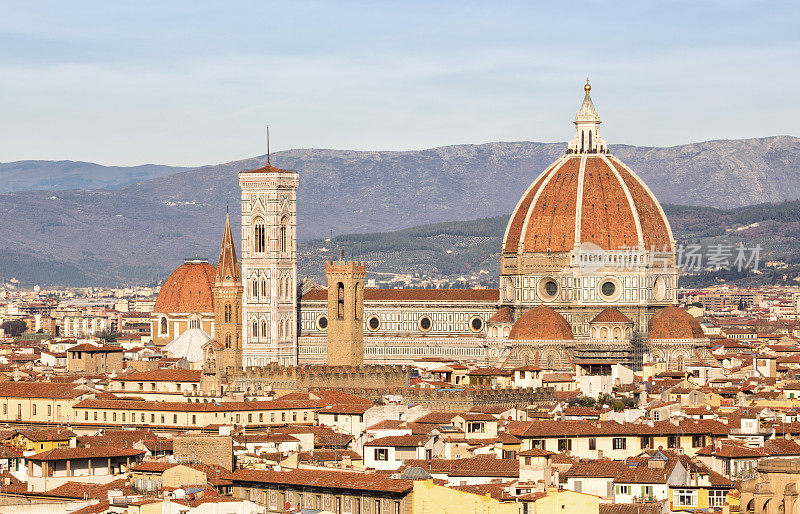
top-left (412, 480), bottom-right (518, 514)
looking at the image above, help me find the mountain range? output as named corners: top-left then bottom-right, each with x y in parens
top-left (0, 160), bottom-right (187, 192)
top-left (1, 135), bottom-right (799, 286)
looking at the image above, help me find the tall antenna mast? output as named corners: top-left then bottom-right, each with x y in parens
top-left (266, 125), bottom-right (270, 165)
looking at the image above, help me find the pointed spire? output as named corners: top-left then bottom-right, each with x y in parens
top-left (576, 78), bottom-right (600, 123)
top-left (216, 211), bottom-right (240, 282)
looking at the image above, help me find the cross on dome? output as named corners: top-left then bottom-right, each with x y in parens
top-left (568, 78), bottom-right (607, 154)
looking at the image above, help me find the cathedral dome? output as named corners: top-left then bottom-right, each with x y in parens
top-left (502, 154), bottom-right (672, 254)
top-left (509, 306), bottom-right (573, 341)
top-left (648, 306), bottom-right (705, 340)
top-left (502, 84), bottom-right (673, 255)
top-left (154, 259), bottom-right (216, 313)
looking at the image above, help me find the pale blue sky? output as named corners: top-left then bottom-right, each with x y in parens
top-left (1, 1), bottom-right (798, 166)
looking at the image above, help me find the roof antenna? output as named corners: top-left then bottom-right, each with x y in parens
top-left (266, 125), bottom-right (270, 165)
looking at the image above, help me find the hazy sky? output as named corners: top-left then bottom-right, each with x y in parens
top-left (1, 1), bottom-right (798, 166)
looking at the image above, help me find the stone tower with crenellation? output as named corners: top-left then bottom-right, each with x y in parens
top-left (212, 211), bottom-right (243, 377)
top-left (325, 261), bottom-right (366, 366)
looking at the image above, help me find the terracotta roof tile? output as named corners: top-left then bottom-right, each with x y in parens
top-left (29, 446), bottom-right (145, 461)
top-left (67, 343), bottom-right (123, 353)
top-left (488, 307), bottom-right (514, 323)
top-left (240, 163), bottom-right (294, 174)
top-left (509, 306), bottom-right (573, 341)
top-left (364, 435), bottom-right (429, 447)
top-left (153, 261), bottom-right (216, 313)
top-left (590, 307), bottom-right (633, 324)
top-left (403, 456), bottom-right (519, 477)
top-left (649, 306), bottom-right (706, 340)
top-left (0, 382), bottom-right (88, 399)
top-left (503, 155), bottom-right (672, 254)
top-left (227, 468), bottom-right (412, 494)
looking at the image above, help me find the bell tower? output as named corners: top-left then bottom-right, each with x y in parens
top-left (212, 210), bottom-right (243, 377)
top-left (325, 261), bottom-right (366, 366)
top-left (239, 161), bottom-right (299, 366)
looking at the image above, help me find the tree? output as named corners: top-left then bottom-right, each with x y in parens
top-left (0, 319), bottom-right (27, 336)
top-left (95, 328), bottom-right (121, 342)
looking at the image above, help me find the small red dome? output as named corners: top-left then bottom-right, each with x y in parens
top-left (648, 306), bottom-right (705, 340)
top-left (154, 260), bottom-right (216, 314)
top-left (509, 306), bottom-right (573, 341)
top-left (488, 307), bottom-right (514, 323)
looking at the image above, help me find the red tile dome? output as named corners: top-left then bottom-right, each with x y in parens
top-left (648, 306), bottom-right (705, 340)
top-left (509, 306), bottom-right (573, 341)
top-left (502, 154), bottom-right (673, 255)
top-left (153, 260), bottom-right (216, 314)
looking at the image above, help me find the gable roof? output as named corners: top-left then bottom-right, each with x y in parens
top-left (227, 468), bottom-right (412, 494)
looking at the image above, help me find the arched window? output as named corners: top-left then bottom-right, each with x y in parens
top-left (262, 278), bottom-right (268, 300)
top-left (278, 320), bottom-right (283, 339)
top-left (581, 131), bottom-right (585, 152)
top-left (224, 303), bottom-right (232, 323)
top-left (252, 279), bottom-right (258, 299)
top-left (254, 218), bottom-right (266, 253)
top-left (252, 321), bottom-right (258, 340)
top-left (613, 327), bottom-right (621, 340)
top-left (280, 216), bottom-right (288, 254)
top-left (160, 317), bottom-right (167, 335)
top-left (337, 282), bottom-right (345, 319)
top-left (600, 327), bottom-right (609, 339)
top-left (588, 130), bottom-right (592, 150)
top-left (225, 334), bottom-right (231, 349)
top-left (261, 320), bottom-right (268, 340)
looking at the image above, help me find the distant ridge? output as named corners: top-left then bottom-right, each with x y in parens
top-left (0, 160), bottom-right (189, 192)
top-left (0, 136), bottom-right (799, 286)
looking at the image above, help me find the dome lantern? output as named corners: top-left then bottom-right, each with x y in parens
top-left (568, 78), bottom-right (607, 154)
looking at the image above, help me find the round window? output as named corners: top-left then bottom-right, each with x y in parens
top-left (470, 317), bottom-right (483, 332)
top-left (317, 316), bottom-right (328, 330)
top-left (368, 316), bottom-right (380, 331)
top-left (539, 278), bottom-right (558, 300)
top-left (600, 280), bottom-right (616, 298)
top-left (419, 316), bottom-right (432, 331)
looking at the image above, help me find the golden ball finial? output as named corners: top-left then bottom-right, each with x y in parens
top-left (584, 77), bottom-right (591, 93)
